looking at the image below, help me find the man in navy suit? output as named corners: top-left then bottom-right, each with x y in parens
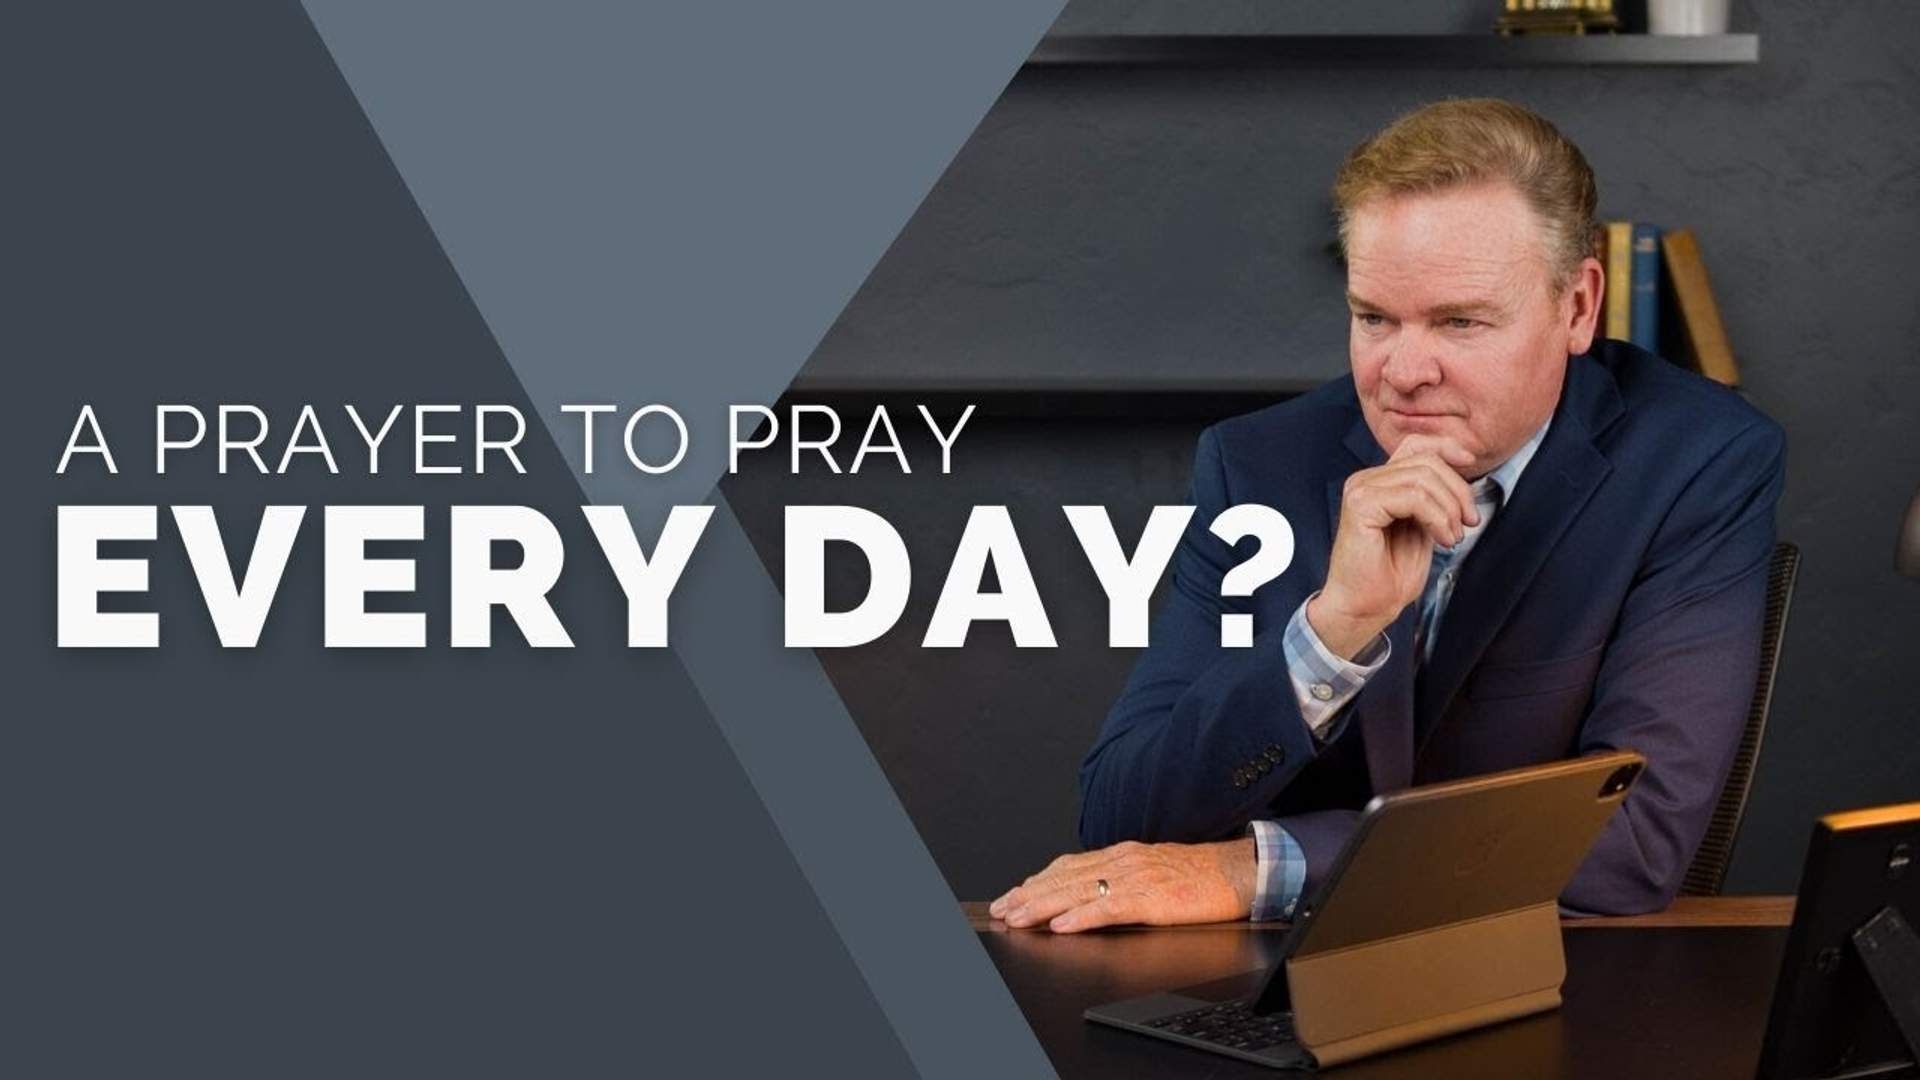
top-left (991, 98), bottom-right (1783, 930)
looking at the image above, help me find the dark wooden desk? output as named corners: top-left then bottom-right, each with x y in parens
top-left (965, 897), bottom-right (1796, 1078)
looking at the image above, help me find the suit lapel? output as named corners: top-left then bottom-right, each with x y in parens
top-left (1413, 359), bottom-right (1622, 746)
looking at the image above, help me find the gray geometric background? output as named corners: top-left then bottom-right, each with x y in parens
top-left (6, 1), bottom-right (1062, 1075)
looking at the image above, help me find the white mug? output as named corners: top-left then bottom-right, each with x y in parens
top-left (1647, 0), bottom-right (1731, 35)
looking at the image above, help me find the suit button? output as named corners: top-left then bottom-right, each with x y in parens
top-left (1232, 771), bottom-right (1250, 789)
top-left (1310, 682), bottom-right (1334, 702)
top-left (1263, 746), bottom-right (1285, 765)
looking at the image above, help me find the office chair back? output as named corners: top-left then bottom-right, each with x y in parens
top-left (1680, 541), bottom-right (1800, 896)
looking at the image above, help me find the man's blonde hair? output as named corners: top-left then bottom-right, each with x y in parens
top-left (1332, 98), bottom-right (1599, 289)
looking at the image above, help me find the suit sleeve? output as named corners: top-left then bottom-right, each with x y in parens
top-left (1078, 427), bottom-right (1335, 849)
top-left (1561, 417), bottom-right (1786, 914)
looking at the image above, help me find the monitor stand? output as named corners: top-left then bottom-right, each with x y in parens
top-left (1853, 905), bottom-right (1920, 1063)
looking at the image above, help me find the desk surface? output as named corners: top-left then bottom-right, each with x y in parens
top-left (966, 896), bottom-right (1795, 1078)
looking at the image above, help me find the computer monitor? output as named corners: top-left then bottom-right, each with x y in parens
top-left (1757, 801), bottom-right (1920, 1080)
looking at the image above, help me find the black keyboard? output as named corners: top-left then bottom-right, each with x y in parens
top-left (1143, 998), bottom-right (1297, 1051)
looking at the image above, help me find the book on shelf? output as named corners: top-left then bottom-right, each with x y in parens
top-left (1629, 223), bottom-right (1660, 352)
top-left (1659, 228), bottom-right (1741, 387)
top-left (1595, 219), bottom-right (1741, 388)
top-left (1605, 221), bottom-right (1633, 342)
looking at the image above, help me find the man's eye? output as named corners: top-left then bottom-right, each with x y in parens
top-left (1444, 317), bottom-right (1481, 330)
top-left (1355, 313), bottom-right (1386, 328)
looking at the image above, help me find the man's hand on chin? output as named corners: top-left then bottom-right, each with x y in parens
top-left (988, 837), bottom-right (1257, 933)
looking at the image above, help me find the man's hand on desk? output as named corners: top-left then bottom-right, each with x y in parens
top-left (988, 837), bottom-right (1257, 933)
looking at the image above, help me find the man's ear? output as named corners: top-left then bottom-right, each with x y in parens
top-left (1566, 255), bottom-right (1605, 355)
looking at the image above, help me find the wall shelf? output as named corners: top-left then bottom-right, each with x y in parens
top-left (799, 26), bottom-right (1761, 399)
top-left (780, 375), bottom-right (1318, 420)
top-left (1026, 33), bottom-right (1760, 68)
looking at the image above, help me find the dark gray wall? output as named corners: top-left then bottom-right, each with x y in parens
top-left (726, 0), bottom-right (1920, 900)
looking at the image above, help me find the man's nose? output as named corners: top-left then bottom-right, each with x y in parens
top-left (1380, 333), bottom-right (1443, 393)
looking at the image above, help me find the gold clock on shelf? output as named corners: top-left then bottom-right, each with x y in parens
top-left (1495, 0), bottom-right (1621, 35)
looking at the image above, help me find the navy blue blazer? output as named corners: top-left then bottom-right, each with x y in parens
top-left (1079, 341), bottom-right (1785, 915)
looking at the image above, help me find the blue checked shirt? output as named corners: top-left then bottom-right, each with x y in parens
top-left (1247, 420), bottom-right (1550, 921)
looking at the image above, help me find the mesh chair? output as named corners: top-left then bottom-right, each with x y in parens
top-left (1679, 541), bottom-right (1801, 896)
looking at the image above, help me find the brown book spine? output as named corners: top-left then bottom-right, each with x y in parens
top-left (1660, 228), bottom-right (1741, 387)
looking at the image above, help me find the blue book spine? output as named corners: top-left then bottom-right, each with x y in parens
top-left (1630, 223), bottom-right (1660, 351)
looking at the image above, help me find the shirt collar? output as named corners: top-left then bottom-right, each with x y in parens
top-left (1480, 416), bottom-right (1552, 506)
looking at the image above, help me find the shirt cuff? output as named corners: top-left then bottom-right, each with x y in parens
top-left (1248, 820), bottom-right (1307, 921)
top-left (1284, 592), bottom-right (1390, 739)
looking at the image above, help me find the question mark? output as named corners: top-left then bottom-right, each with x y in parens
top-left (1209, 504), bottom-right (1295, 648)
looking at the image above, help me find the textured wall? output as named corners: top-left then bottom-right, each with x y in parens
top-left (728, 0), bottom-right (1920, 899)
